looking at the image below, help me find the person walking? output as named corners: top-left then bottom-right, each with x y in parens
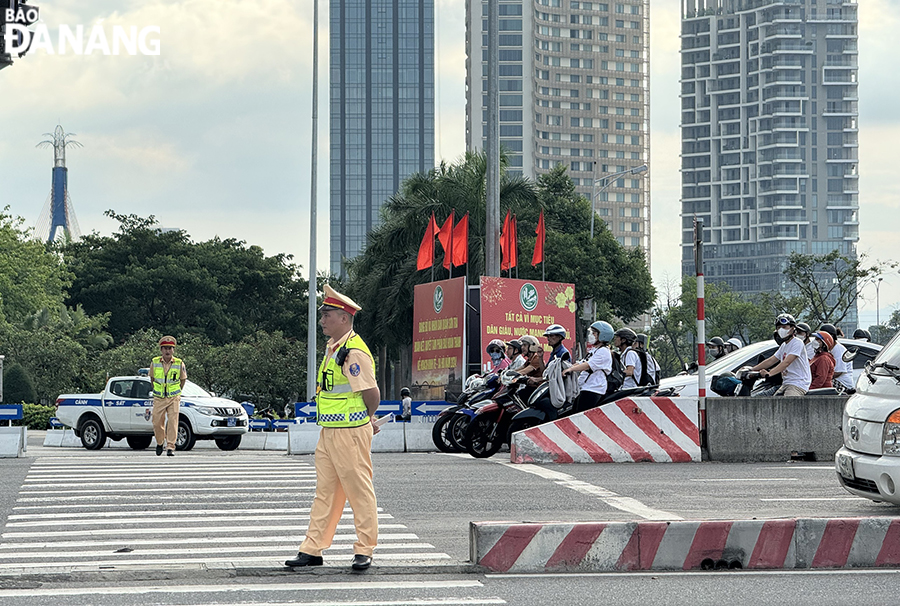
top-left (150, 336), bottom-right (187, 457)
top-left (285, 284), bottom-right (381, 572)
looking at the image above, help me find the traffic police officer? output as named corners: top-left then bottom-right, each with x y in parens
top-left (285, 284), bottom-right (381, 572)
top-left (151, 336), bottom-right (186, 456)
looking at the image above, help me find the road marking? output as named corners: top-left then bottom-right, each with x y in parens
top-left (493, 461), bottom-right (681, 521)
top-left (19, 486), bottom-right (318, 495)
top-left (25, 472), bottom-right (318, 480)
top-left (12, 499), bottom-right (318, 510)
top-left (0, 551), bottom-right (453, 570)
top-left (4, 513), bottom-right (395, 527)
top-left (690, 478), bottom-right (798, 482)
top-left (0, 543), bottom-right (436, 560)
top-left (8, 506), bottom-right (383, 520)
top-left (16, 491), bottom-right (318, 502)
top-left (21, 479), bottom-right (318, 488)
top-left (0, 580), bottom-right (486, 597)
top-left (0, 533), bottom-right (422, 550)
top-left (2, 523), bottom-right (409, 539)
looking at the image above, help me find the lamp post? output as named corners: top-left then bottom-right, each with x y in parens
top-left (0, 354), bottom-right (4, 404)
top-left (589, 164), bottom-right (648, 239)
top-left (876, 277), bottom-right (884, 327)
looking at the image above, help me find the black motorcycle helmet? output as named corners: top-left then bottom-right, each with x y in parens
top-left (614, 327), bottom-right (637, 345)
top-left (400, 387), bottom-right (411, 398)
top-left (853, 328), bottom-right (871, 341)
top-left (795, 322), bottom-right (811, 337)
top-left (819, 323), bottom-right (837, 340)
top-left (706, 336), bottom-right (726, 348)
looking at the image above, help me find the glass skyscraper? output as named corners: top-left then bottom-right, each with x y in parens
top-left (680, 0), bottom-right (859, 325)
top-left (330, 0), bottom-right (436, 277)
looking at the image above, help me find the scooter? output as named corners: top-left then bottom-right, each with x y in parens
top-left (463, 370), bottom-right (529, 458)
top-left (431, 374), bottom-right (500, 453)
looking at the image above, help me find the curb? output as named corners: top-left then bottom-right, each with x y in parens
top-left (470, 517), bottom-right (900, 573)
top-left (510, 397), bottom-right (700, 464)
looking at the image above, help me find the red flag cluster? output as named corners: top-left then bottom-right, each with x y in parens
top-left (532, 210), bottom-right (545, 266)
top-left (417, 211), bottom-right (469, 271)
top-left (500, 211), bottom-right (518, 271)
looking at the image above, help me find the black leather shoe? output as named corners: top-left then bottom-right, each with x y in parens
top-left (285, 552), bottom-right (324, 567)
top-left (156, 445), bottom-right (163, 456)
top-left (167, 450), bottom-right (175, 457)
top-left (351, 554), bottom-right (372, 570)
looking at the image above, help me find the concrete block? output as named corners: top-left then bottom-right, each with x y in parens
top-left (42, 430), bottom-right (64, 447)
top-left (372, 421), bottom-right (405, 453)
top-left (239, 433), bottom-right (268, 450)
top-left (404, 417), bottom-right (438, 452)
top-left (0, 426), bottom-right (27, 457)
top-left (706, 396), bottom-right (848, 462)
top-left (288, 423), bottom-right (321, 455)
top-left (264, 432), bottom-right (288, 451)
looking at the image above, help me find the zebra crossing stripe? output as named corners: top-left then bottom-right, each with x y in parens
top-left (5, 513), bottom-right (395, 527)
top-left (9, 507), bottom-right (383, 519)
top-left (0, 533), bottom-right (422, 550)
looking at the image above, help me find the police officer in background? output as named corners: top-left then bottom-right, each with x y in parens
top-left (150, 336), bottom-right (186, 457)
top-left (285, 284), bottom-right (380, 572)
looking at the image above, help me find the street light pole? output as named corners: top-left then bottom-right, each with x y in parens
top-left (877, 277), bottom-right (883, 327)
top-left (588, 164), bottom-right (648, 239)
top-left (0, 355), bottom-right (4, 404)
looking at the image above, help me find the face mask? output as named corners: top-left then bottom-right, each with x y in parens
top-left (813, 341), bottom-right (822, 351)
top-left (777, 328), bottom-right (792, 339)
top-left (490, 352), bottom-right (502, 362)
top-left (587, 332), bottom-right (598, 345)
top-left (710, 347), bottom-right (720, 357)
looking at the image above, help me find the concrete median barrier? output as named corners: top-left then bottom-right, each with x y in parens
top-left (510, 397), bottom-right (701, 464)
top-left (706, 396), bottom-right (848, 462)
top-left (0, 426), bottom-right (27, 457)
top-left (471, 516), bottom-right (900, 572)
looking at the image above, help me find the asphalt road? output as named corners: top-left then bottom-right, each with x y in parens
top-left (0, 436), bottom-right (897, 605)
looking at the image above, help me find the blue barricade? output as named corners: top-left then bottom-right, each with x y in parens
top-left (49, 417), bottom-right (65, 429)
top-left (0, 405), bottom-right (24, 421)
top-left (249, 419), bottom-right (272, 431)
top-left (293, 400), bottom-right (452, 420)
top-left (273, 419), bottom-right (299, 431)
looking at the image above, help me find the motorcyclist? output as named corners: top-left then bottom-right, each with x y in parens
top-left (820, 323), bottom-right (853, 391)
top-left (563, 321), bottom-right (614, 412)
top-left (614, 327), bottom-right (642, 389)
top-left (853, 328), bottom-right (871, 342)
top-left (543, 324), bottom-right (571, 362)
top-left (750, 314), bottom-right (811, 396)
top-left (399, 387), bottom-right (412, 421)
top-left (505, 339), bottom-right (526, 371)
top-left (723, 337), bottom-right (743, 356)
top-left (794, 322), bottom-right (813, 360)
top-left (809, 331), bottom-right (836, 390)
top-left (635, 333), bottom-right (660, 384)
top-left (486, 339), bottom-right (510, 372)
top-left (517, 335), bottom-right (546, 379)
top-left (706, 337), bottom-right (727, 360)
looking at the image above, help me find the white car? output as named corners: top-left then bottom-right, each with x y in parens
top-left (55, 375), bottom-right (249, 451)
top-left (836, 331), bottom-right (900, 504)
top-left (658, 338), bottom-right (882, 398)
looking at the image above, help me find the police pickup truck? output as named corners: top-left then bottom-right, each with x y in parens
top-left (55, 372), bottom-right (249, 451)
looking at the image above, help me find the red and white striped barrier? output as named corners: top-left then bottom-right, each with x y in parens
top-left (472, 517), bottom-right (900, 572)
top-left (510, 397), bottom-right (700, 464)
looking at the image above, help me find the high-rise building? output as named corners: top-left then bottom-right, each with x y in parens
top-left (330, 0), bottom-right (436, 276)
top-left (680, 0), bottom-right (859, 323)
top-left (465, 0), bottom-right (651, 253)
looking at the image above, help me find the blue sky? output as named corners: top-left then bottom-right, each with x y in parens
top-left (2, 0), bottom-right (898, 328)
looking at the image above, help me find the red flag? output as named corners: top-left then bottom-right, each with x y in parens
top-left (416, 213), bottom-right (438, 271)
top-left (510, 214), bottom-right (518, 270)
top-left (452, 213), bottom-right (469, 267)
top-left (500, 211), bottom-right (511, 270)
top-left (436, 213), bottom-right (454, 270)
top-left (532, 210), bottom-right (545, 266)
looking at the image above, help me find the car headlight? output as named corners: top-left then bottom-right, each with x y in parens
top-left (883, 409), bottom-right (900, 456)
top-left (194, 406), bottom-right (218, 416)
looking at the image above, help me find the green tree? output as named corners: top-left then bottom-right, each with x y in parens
top-left (0, 208), bottom-right (71, 322)
top-left (62, 212), bottom-right (310, 344)
top-left (3, 363), bottom-right (37, 404)
top-left (783, 251), bottom-right (897, 327)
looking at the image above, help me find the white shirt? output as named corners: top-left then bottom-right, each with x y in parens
top-left (509, 355), bottom-right (526, 371)
top-left (643, 351), bottom-right (659, 383)
top-left (775, 336), bottom-right (812, 391)
top-left (581, 347), bottom-right (613, 394)
top-left (830, 341), bottom-right (854, 389)
top-left (622, 348), bottom-right (642, 389)
top-left (804, 341), bottom-right (816, 361)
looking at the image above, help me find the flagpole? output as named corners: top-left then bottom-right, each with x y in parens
top-left (449, 209), bottom-right (454, 280)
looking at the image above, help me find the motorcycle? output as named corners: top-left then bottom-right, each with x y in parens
top-left (463, 370), bottom-right (529, 458)
top-left (712, 368), bottom-right (840, 397)
top-left (506, 382), bottom-right (663, 437)
top-left (431, 374), bottom-right (500, 453)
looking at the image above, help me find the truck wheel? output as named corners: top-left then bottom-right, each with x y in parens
top-left (176, 419), bottom-right (196, 451)
top-left (215, 435), bottom-right (242, 451)
top-left (80, 418), bottom-right (106, 450)
top-left (126, 435), bottom-right (153, 450)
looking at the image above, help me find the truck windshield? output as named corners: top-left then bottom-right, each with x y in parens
top-left (872, 332), bottom-right (900, 372)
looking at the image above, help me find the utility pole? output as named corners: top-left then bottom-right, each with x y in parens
top-left (484, 0), bottom-right (500, 277)
top-left (306, 0), bottom-right (319, 402)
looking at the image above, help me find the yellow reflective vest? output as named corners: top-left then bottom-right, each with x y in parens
top-left (316, 333), bottom-right (374, 428)
top-left (151, 356), bottom-right (183, 398)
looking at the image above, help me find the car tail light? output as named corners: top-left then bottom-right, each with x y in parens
top-left (55, 397), bottom-right (62, 410)
top-left (883, 409), bottom-right (900, 456)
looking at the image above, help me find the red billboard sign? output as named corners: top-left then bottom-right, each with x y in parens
top-left (411, 277), bottom-right (467, 400)
top-left (479, 276), bottom-right (576, 372)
